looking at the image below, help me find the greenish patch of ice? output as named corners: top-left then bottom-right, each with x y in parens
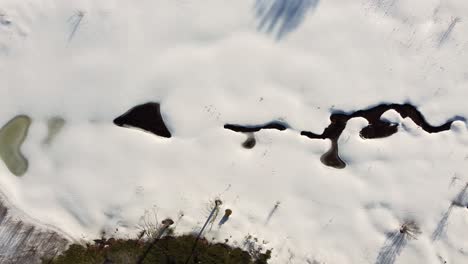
top-left (0, 115), bottom-right (31, 176)
top-left (42, 116), bottom-right (65, 146)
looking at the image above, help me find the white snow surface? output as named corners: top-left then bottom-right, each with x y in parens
top-left (1, 0), bottom-right (468, 263)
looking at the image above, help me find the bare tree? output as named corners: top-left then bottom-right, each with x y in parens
top-left (184, 199), bottom-right (222, 264)
top-left (136, 218), bottom-right (174, 264)
top-left (137, 207), bottom-right (160, 240)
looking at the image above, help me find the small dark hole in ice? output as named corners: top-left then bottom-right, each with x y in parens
top-left (242, 134), bottom-right (256, 149)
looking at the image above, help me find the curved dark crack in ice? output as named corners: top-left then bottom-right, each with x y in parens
top-left (301, 103), bottom-right (463, 169)
top-left (224, 121), bottom-right (288, 149)
top-left (224, 103), bottom-right (463, 169)
top-left (224, 121), bottom-right (288, 133)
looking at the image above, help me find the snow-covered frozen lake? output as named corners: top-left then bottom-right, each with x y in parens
top-left (1, 0), bottom-right (468, 263)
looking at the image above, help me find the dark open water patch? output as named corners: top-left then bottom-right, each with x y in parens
top-left (301, 103), bottom-right (464, 169)
top-left (242, 133), bottom-right (257, 149)
top-left (224, 121), bottom-right (288, 133)
top-left (224, 121), bottom-right (288, 149)
top-left (113, 102), bottom-right (172, 138)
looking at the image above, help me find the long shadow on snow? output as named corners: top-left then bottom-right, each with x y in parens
top-left (432, 183), bottom-right (468, 241)
top-left (375, 231), bottom-right (407, 264)
top-left (255, 0), bottom-right (319, 39)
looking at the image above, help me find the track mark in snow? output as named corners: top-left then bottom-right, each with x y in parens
top-left (113, 102), bottom-right (172, 138)
top-left (0, 115), bottom-right (31, 176)
top-left (438, 17), bottom-right (461, 48)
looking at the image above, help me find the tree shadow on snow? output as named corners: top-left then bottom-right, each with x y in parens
top-left (432, 183), bottom-right (468, 241)
top-left (375, 231), bottom-right (408, 264)
top-left (255, 0), bottom-right (319, 39)
top-left (431, 206), bottom-right (453, 241)
top-left (375, 221), bottom-right (421, 264)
